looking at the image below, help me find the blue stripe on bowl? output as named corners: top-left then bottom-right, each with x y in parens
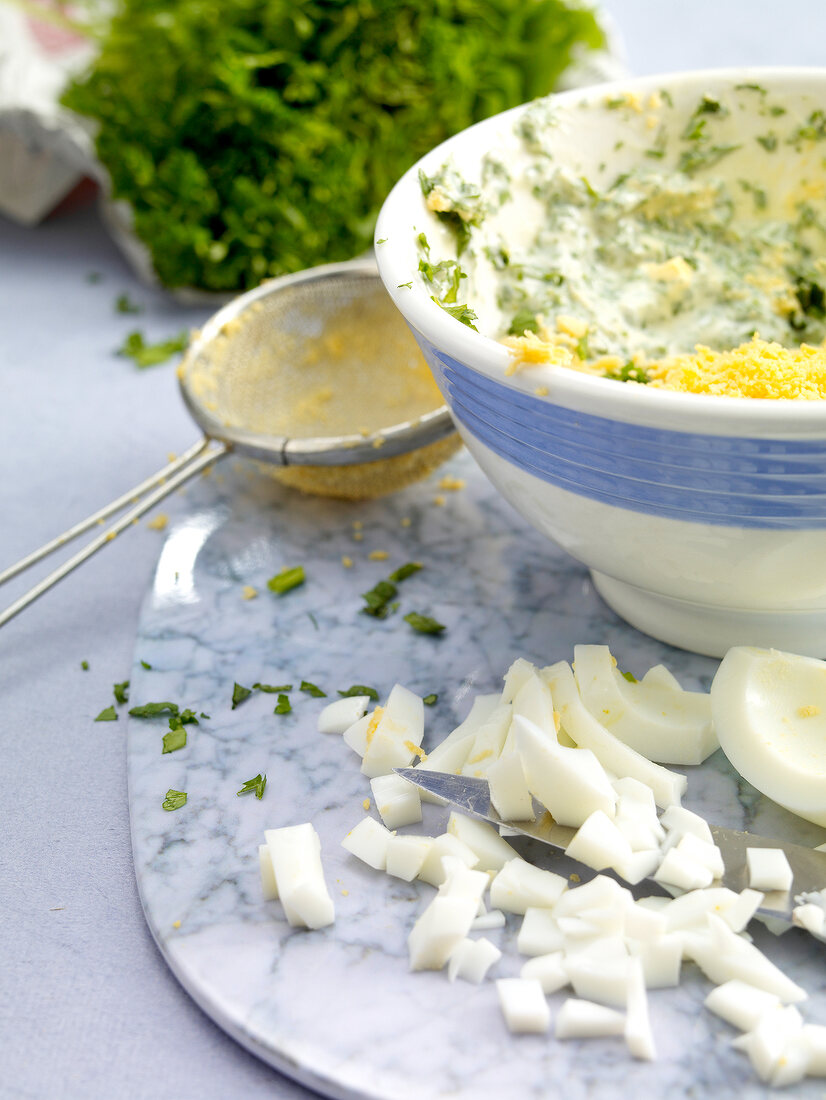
top-left (417, 340), bottom-right (826, 530)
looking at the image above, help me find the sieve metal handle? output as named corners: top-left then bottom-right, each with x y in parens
top-left (0, 438), bottom-right (227, 628)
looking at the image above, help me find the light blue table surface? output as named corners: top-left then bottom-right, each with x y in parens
top-left (3, 4), bottom-right (826, 1098)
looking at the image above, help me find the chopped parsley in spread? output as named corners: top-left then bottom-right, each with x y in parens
top-left (417, 83), bottom-right (826, 398)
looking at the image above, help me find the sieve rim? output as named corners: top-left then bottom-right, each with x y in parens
top-left (179, 258), bottom-right (456, 467)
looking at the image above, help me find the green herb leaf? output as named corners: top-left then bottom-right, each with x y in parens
top-left (115, 293), bottom-right (142, 314)
top-left (200, 712), bottom-right (210, 719)
top-left (300, 680), bottom-right (327, 698)
top-left (422, 693), bottom-right (439, 706)
top-left (178, 709), bottom-right (199, 725)
top-left (254, 682), bottom-right (293, 693)
top-left (237, 773), bottom-right (267, 800)
top-left (606, 361), bottom-right (650, 385)
top-left (756, 133), bottom-right (778, 152)
top-left (232, 682), bottom-right (252, 709)
top-left (61, 5), bottom-right (604, 293)
top-left (116, 329), bottom-right (189, 368)
top-left (129, 701), bottom-right (179, 718)
top-left (274, 693), bottom-right (292, 715)
top-left (113, 680), bottom-right (130, 705)
top-left (162, 789), bottom-right (187, 811)
top-left (507, 309), bottom-right (539, 337)
top-left (81, 660), bottom-right (89, 671)
top-left (267, 565), bottom-right (305, 595)
top-left (95, 705), bottom-right (118, 722)
top-left (431, 297), bottom-right (478, 330)
top-left (387, 562), bottom-right (423, 583)
top-left (403, 612), bottom-right (446, 635)
top-left (338, 685), bottom-right (379, 701)
top-left (162, 726), bottom-right (187, 753)
top-left (140, 660), bottom-right (152, 670)
top-left (361, 579), bottom-right (398, 618)
top-left (620, 670), bottom-right (637, 683)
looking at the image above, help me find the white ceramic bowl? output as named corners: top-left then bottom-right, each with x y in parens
top-left (376, 68), bottom-right (826, 659)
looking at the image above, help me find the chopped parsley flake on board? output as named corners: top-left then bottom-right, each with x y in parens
top-left (422, 693), bottom-right (439, 705)
top-left (162, 789), bottom-right (187, 811)
top-left (361, 579), bottom-right (398, 618)
top-left (115, 293), bottom-right (142, 314)
top-left (403, 612), bottom-right (446, 635)
top-left (300, 680), bottom-right (327, 698)
top-left (254, 682), bottom-right (292, 693)
top-left (162, 726), bottom-right (187, 753)
top-left (232, 683), bottom-right (253, 709)
top-left (273, 693), bottom-right (292, 715)
top-left (113, 680), bottom-right (130, 705)
top-left (387, 562), bottom-right (423, 584)
top-left (338, 685), bottom-right (379, 701)
top-left (95, 705), bottom-right (118, 721)
top-left (140, 660), bottom-right (152, 670)
top-left (129, 701), bottom-right (179, 718)
top-left (116, 329), bottom-right (189, 368)
top-left (267, 566), bottom-right (305, 595)
top-left (81, 660), bottom-right (89, 670)
top-left (237, 774), bottom-right (267, 800)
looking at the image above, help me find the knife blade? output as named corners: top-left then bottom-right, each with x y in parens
top-left (395, 768), bottom-right (826, 927)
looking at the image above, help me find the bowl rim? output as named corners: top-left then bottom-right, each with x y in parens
top-left (375, 65), bottom-right (826, 433)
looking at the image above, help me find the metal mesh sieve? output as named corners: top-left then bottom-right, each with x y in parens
top-left (0, 258), bottom-right (459, 625)
top-left (180, 258), bottom-right (459, 499)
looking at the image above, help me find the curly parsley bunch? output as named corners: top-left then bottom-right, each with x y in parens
top-left (63, 0), bottom-right (604, 292)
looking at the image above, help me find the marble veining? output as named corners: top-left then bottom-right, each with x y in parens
top-left (128, 450), bottom-right (826, 1099)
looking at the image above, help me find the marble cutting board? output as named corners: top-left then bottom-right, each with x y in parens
top-left (127, 448), bottom-right (826, 1099)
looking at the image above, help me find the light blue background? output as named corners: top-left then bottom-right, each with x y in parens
top-left (2, 4), bottom-right (825, 1098)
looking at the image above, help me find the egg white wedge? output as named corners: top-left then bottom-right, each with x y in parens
top-left (711, 646), bottom-right (826, 827)
top-left (574, 645), bottom-right (716, 765)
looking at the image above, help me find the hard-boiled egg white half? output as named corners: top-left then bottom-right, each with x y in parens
top-left (711, 646), bottom-right (826, 827)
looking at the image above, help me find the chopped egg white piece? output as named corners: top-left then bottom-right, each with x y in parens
top-left (318, 694), bottom-right (371, 734)
top-left (565, 956), bottom-right (633, 1007)
top-left (447, 811), bottom-right (518, 871)
top-left (565, 809), bottom-right (634, 873)
top-left (711, 646), bottom-right (826, 827)
top-left (341, 816), bottom-right (394, 871)
top-left (731, 1004), bottom-right (805, 1083)
top-left (654, 846), bottom-right (714, 892)
top-left (417, 833), bottom-right (479, 887)
top-left (264, 823), bottom-right (335, 929)
top-left (471, 909), bottom-right (506, 931)
top-left (517, 908), bottom-right (565, 957)
top-left (543, 661), bottom-right (687, 808)
top-left (704, 979), bottom-right (782, 1031)
top-left (370, 773), bottom-right (422, 829)
top-left (746, 847), bottom-right (794, 892)
top-left (554, 999), bottom-right (626, 1040)
top-left (625, 956), bottom-right (656, 1060)
top-left (496, 978), bottom-right (551, 1034)
top-left (459, 704), bottom-right (512, 776)
top-left (514, 715), bottom-right (617, 828)
top-left (385, 834), bottom-right (433, 881)
top-left (520, 952), bottom-right (570, 995)
top-left (360, 684), bottom-right (424, 779)
top-left (447, 937), bottom-right (502, 983)
top-left (684, 915), bottom-right (807, 1003)
top-left (792, 902), bottom-right (826, 937)
top-left (408, 894), bottom-right (480, 971)
top-left (487, 751), bottom-right (535, 821)
top-left (342, 713), bottom-right (371, 757)
top-left (259, 843), bottom-right (279, 900)
top-left (489, 857), bottom-right (568, 914)
top-left (573, 644), bottom-right (717, 764)
top-left (627, 933), bottom-right (682, 989)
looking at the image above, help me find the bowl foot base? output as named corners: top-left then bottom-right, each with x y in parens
top-left (591, 571), bottom-right (826, 659)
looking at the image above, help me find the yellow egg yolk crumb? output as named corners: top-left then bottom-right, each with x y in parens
top-left (241, 585), bottom-right (258, 600)
top-left (798, 704), bottom-right (821, 718)
top-left (147, 513), bottom-right (169, 531)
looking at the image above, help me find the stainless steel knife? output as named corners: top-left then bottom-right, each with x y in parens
top-left (395, 768), bottom-right (826, 927)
